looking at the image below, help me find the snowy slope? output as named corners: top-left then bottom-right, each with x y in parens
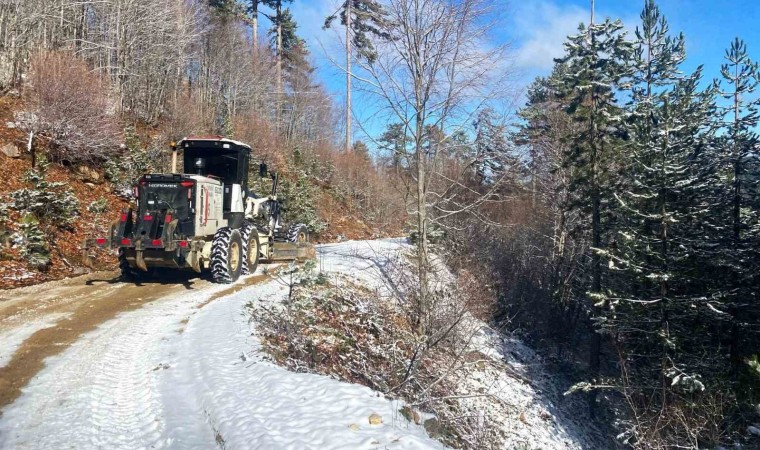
top-left (315, 240), bottom-right (602, 450)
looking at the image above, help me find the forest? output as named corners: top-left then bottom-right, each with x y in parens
top-left (0, 0), bottom-right (759, 448)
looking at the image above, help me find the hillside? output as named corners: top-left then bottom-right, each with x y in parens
top-left (0, 96), bottom-right (389, 290)
top-left (0, 97), bottom-right (130, 288)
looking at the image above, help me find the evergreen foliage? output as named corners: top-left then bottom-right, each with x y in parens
top-left (9, 159), bottom-right (79, 228)
top-left (378, 122), bottom-right (409, 169)
top-left (552, 18), bottom-right (634, 412)
top-left (14, 214), bottom-right (50, 269)
top-left (324, 0), bottom-right (390, 63)
top-left (715, 37), bottom-right (760, 381)
top-left (473, 108), bottom-right (514, 183)
top-left (517, 2), bottom-right (760, 446)
top-left (279, 169), bottom-right (327, 234)
top-left (103, 126), bottom-right (155, 197)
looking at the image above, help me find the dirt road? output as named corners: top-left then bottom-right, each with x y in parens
top-left (0, 270), bottom-right (265, 412)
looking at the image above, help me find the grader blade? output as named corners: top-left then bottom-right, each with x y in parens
top-left (270, 242), bottom-right (316, 261)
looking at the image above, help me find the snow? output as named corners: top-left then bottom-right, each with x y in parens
top-left (463, 327), bottom-right (598, 449)
top-left (317, 240), bottom-right (601, 449)
top-left (161, 281), bottom-right (438, 450)
top-left (0, 238), bottom-right (597, 450)
top-left (0, 242), bottom-right (441, 450)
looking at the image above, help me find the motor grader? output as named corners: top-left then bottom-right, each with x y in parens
top-left (83, 136), bottom-right (314, 283)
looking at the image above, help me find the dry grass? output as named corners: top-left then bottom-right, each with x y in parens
top-left (251, 261), bottom-right (504, 449)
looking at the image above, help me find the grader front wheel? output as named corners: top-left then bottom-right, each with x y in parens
top-left (240, 222), bottom-right (260, 275)
top-left (287, 223), bottom-right (309, 243)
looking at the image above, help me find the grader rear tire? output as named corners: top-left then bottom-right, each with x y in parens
top-left (287, 223), bottom-right (309, 243)
top-left (240, 222), bottom-right (260, 275)
top-left (210, 227), bottom-right (243, 284)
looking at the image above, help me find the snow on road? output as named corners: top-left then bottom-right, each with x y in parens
top-left (0, 240), bottom-right (442, 450)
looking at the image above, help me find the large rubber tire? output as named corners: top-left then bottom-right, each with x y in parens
top-left (287, 223), bottom-right (309, 243)
top-left (118, 248), bottom-right (152, 281)
top-left (240, 222), bottom-right (260, 275)
top-left (210, 227), bottom-right (243, 284)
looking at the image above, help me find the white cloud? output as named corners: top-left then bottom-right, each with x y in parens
top-left (511, 1), bottom-right (590, 70)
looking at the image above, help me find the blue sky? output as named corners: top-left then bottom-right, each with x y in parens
top-left (268, 0), bottom-right (760, 141)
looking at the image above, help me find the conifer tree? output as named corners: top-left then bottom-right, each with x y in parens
top-left (325, 0), bottom-right (390, 153)
top-left (605, 2), bottom-right (724, 441)
top-left (16, 214), bottom-right (50, 270)
top-left (554, 18), bottom-right (633, 412)
top-left (715, 37), bottom-right (760, 386)
top-left (378, 123), bottom-right (409, 169)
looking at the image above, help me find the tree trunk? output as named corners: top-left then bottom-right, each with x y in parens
top-left (729, 85), bottom-right (743, 374)
top-left (276, 1), bottom-right (282, 131)
top-left (251, 0), bottom-right (258, 50)
top-left (416, 105), bottom-right (428, 336)
top-left (346, 0), bottom-right (352, 153)
top-left (28, 130), bottom-right (35, 169)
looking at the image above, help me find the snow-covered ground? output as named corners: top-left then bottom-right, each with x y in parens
top-left (308, 240), bottom-right (603, 449)
top-left (0, 239), bottom-right (599, 449)
top-left (0, 241), bottom-right (441, 450)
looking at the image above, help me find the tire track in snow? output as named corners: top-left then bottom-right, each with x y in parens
top-left (0, 274), bottom-right (262, 450)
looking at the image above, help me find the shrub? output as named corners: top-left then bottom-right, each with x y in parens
top-left (14, 214), bottom-right (50, 269)
top-left (87, 198), bottom-right (109, 214)
top-left (22, 50), bottom-right (121, 164)
top-left (9, 159), bottom-right (79, 228)
top-left (103, 126), bottom-right (156, 197)
top-left (276, 169), bottom-right (327, 234)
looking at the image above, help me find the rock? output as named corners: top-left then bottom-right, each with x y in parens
top-left (348, 423), bottom-right (360, 431)
top-left (368, 413), bottom-right (382, 425)
top-left (400, 405), bottom-right (421, 425)
top-left (5, 121), bottom-right (16, 129)
top-left (1, 143), bottom-right (20, 158)
top-left (77, 165), bottom-right (102, 184)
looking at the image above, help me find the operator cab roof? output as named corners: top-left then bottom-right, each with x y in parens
top-left (178, 135), bottom-right (252, 151)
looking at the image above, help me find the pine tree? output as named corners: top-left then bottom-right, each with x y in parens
top-left (605, 2), bottom-right (724, 441)
top-left (324, 0), bottom-right (390, 64)
top-left (473, 108), bottom-right (513, 184)
top-left (554, 18), bottom-right (633, 413)
top-left (324, 0), bottom-right (390, 153)
top-left (517, 64), bottom-right (590, 355)
top-left (715, 37), bottom-right (760, 390)
top-left (16, 214), bottom-right (50, 270)
top-left (612, 65), bottom-right (718, 405)
top-left (270, 8), bottom-right (312, 87)
top-left (9, 159), bottom-right (79, 228)
top-left (378, 123), bottom-right (409, 169)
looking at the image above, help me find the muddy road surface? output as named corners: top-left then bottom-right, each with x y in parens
top-left (0, 269), bottom-right (268, 413)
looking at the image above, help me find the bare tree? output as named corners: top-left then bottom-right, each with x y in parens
top-left (355, 0), bottom-right (511, 335)
top-left (22, 50), bottom-right (121, 164)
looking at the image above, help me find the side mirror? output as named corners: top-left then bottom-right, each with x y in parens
top-left (259, 162), bottom-right (268, 178)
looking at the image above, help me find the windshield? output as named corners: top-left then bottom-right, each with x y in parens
top-left (142, 183), bottom-right (189, 211)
